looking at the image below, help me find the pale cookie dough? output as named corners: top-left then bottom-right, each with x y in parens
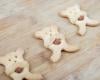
top-left (60, 5), bottom-right (99, 36)
top-left (0, 48), bottom-right (43, 80)
top-left (35, 26), bottom-right (79, 62)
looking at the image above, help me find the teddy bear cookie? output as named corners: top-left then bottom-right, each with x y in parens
top-left (60, 5), bottom-right (99, 36)
top-left (35, 25), bottom-right (79, 62)
top-left (0, 48), bottom-right (43, 80)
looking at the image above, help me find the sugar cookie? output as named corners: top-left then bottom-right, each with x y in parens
top-left (0, 48), bottom-right (43, 80)
top-left (35, 26), bottom-right (79, 62)
top-left (60, 5), bottom-right (99, 35)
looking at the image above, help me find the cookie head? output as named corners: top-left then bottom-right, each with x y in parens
top-left (0, 48), bottom-right (28, 75)
top-left (60, 5), bottom-right (80, 17)
top-left (35, 26), bottom-right (58, 39)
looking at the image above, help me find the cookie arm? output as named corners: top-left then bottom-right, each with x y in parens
top-left (50, 50), bottom-right (61, 62)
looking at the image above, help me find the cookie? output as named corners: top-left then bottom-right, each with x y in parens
top-left (35, 26), bottom-right (79, 62)
top-left (0, 48), bottom-right (43, 80)
top-left (60, 5), bottom-right (99, 36)
top-left (11, 68), bottom-right (43, 80)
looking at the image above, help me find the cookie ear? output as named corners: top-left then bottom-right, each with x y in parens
top-left (16, 48), bottom-right (24, 55)
top-left (51, 25), bottom-right (58, 30)
top-left (74, 4), bottom-right (80, 9)
top-left (34, 31), bottom-right (42, 39)
top-left (0, 57), bottom-right (5, 65)
top-left (59, 9), bottom-right (68, 18)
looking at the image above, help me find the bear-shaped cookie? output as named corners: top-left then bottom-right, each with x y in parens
top-left (0, 48), bottom-right (43, 80)
top-left (60, 5), bottom-right (99, 35)
top-left (35, 26), bottom-right (79, 62)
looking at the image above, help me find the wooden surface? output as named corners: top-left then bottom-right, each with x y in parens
top-left (0, 0), bottom-right (100, 80)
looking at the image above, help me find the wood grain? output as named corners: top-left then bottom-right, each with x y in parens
top-left (0, 0), bottom-right (100, 80)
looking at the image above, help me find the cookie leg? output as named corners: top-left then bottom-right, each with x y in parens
top-left (86, 17), bottom-right (100, 27)
top-left (30, 73), bottom-right (44, 80)
top-left (64, 44), bottom-right (79, 52)
top-left (50, 50), bottom-right (61, 62)
top-left (77, 23), bottom-right (86, 36)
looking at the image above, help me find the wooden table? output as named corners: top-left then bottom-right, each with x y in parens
top-left (0, 0), bottom-right (100, 80)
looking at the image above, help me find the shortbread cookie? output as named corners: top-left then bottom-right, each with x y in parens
top-left (60, 5), bottom-right (99, 35)
top-left (0, 48), bottom-right (43, 80)
top-left (11, 68), bottom-right (43, 80)
top-left (35, 26), bottom-right (79, 62)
